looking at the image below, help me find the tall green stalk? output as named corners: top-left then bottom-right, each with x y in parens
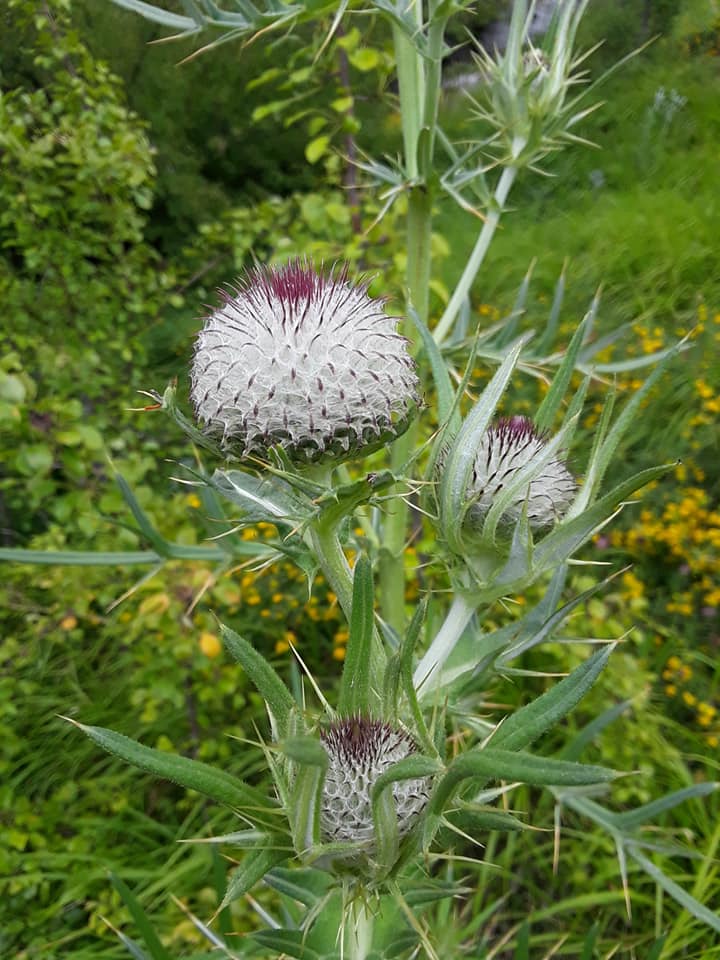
top-left (379, 185), bottom-right (432, 634)
top-left (390, 22), bottom-right (424, 180)
top-left (380, 11), bottom-right (445, 633)
top-left (432, 163), bottom-right (519, 345)
top-left (308, 520), bottom-right (354, 619)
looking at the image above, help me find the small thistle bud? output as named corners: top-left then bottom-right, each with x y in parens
top-left (190, 261), bottom-right (420, 463)
top-left (320, 717), bottom-right (429, 847)
top-left (466, 416), bottom-right (576, 530)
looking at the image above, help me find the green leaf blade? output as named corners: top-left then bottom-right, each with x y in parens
top-left (69, 720), bottom-right (277, 822)
top-left (109, 0), bottom-right (198, 31)
top-left (491, 644), bottom-right (614, 753)
top-left (264, 866), bottom-right (332, 908)
top-left (408, 306), bottom-right (458, 430)
top-left (439, 337), bottom-right (527, 555)
top-left (437, 748), bottom-right (615, 800)
top-left (613, 783), bottom-right (719, 833)
top-left (250, 929), bottom-right (325, 960)
top-left (535, 311), bottom-right (591, 432)
top-left (110, 872), bottom-right (173, 960)
top-left (532, 463), bottom-right (677, 575)
top-left (426, 745), bottom-right (615, 847)
top-left (220, 843), bottom-right (289, 910)
top-left (0, 548), bottom-right (162, 566)
top-left (627, 847), bottom-right (720, 934)
top-left (338, 555), bottom-right (375, 717)
top-left (221, 623), bottom-right (295, 738)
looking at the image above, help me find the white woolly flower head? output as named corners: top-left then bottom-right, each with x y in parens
top-left (320, 717), bottom-right (430, 848)
top-left (190, 260), bottom-right (420, 464)
top-left (466, 415), bottom-right (576, 530)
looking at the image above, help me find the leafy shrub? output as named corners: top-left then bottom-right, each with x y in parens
top-left (0, 0), bottom-right (162, 352)
top-left (0, 0), bottom-right (183, 542)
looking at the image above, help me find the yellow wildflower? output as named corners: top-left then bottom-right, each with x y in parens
top-left (199, 632), bottom-right (222, 658)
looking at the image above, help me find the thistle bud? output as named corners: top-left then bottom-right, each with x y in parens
top-left (190, 261), bottom-right (420, 463)
top-left (320, 717), bottom-right (429, 847)
top-left (466, 416), bottom-right (576, 530)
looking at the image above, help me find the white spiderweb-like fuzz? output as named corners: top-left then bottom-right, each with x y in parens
top-left (191, 261), bottom-right (420, 463)
top-left (320, 717), bottom-right (430, 847)
top-left (466, 416), bottom-right (576, 530)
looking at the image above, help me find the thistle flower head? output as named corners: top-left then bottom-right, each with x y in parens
top-left (320, 717), bottom-right (429, 847)
top-left (466, 416), bottom-right (576, 530)
top-left (190, 261), bottom-right (420, 464)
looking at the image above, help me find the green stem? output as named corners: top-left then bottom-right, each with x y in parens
top-left (391, 24), bottom-right (424, 180)
top-left (433, 164), bottom-right (519, 346)
top-left (406, 184), bottom-right (432, 323)
top-left (413, 592), bottom-right (476, 695)
top-left (379, 12), bottom-right (443, 635)
top-left (308, 521), bottom-right (354, 621)
top-left (422, 9), bottom-right (447, 168)
top-left (305, 467), bottom-right (386, 708)
top-left (379, 186), bottom-right (434, 633)
top-left (377, 484), bottom-right (408, 635)
top-left (343, 895), bottom-right (374, 960)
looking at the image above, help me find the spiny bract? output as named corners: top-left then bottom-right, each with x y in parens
top-left (190, 261), bottom-right (420, 463)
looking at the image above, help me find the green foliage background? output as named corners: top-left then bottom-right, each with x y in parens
top-left (2, 0), bottom-right (719, 956)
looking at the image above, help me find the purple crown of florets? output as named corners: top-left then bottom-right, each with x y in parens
top-left (248, 260), bottom-right (359, 309)
top-left (491, 415), bottom-right (545, 447)
top-left (321, 717), bottom-right (414, 763)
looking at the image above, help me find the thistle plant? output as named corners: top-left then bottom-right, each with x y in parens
top-left (6, 0), bottom-right (720, 956)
